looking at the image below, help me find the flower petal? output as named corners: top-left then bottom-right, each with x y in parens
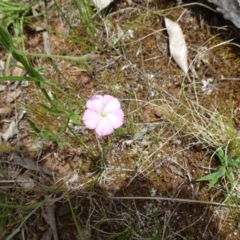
top-left (102, 95), bottom-right (115, 106)
top-left (95, 118), bottom-right (114, 136)
top-left (86, 95), bottom-right (104, 112)
top-left (103, 97), bottom-right (121, 112)
top-left (82, 109), bottom-right (100, 129)
top-left (107, 109), bottom-right (124, 128)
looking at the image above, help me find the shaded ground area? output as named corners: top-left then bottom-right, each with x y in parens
top-left (1, 0), bottom-right (240, 239)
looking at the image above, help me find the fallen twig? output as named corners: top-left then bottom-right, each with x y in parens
top-left (112, 196), bottom-right (238, 208)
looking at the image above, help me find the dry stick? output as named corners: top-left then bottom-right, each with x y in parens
top-left (111, 196), bottom-right (238, 208)
top-left (42, 195), bottom-right (64, 240)
top-left (44, 206), bottom-right (58, 240)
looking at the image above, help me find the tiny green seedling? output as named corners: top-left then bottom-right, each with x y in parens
top-left (197, 148), bottom-right (240, 191)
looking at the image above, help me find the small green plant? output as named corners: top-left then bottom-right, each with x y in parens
top-left (0, 24), bottom-right (92, 149)
top-left (72, 0), bottom-right (97, 37)
top-left (0, 0), bottom-right (30, 28)
top-left (197, 148), bottom-right (240, 191)
top-left (0, 0), bottom-right (32, 51)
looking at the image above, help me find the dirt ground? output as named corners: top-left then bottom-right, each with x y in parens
top-left (1, 0), bottom-right (240, 239)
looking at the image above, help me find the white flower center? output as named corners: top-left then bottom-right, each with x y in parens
top-left (99, 110), bottom-right (107, 118)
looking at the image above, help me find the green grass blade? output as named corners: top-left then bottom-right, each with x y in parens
top-left (38, 103), bottom-right (66, 115)
top-left (27, 119), bottom-right (41, 134)
top-left (225, 168), bottom-right (234, 191)
top-left (66, 191), bottom-right (84, 240)
top-left (0, 24), bottom-right (14, 51)
top-left (72, 0), bottom-right (97, 37)
top-left (6, 205), bottom-right (40, 240)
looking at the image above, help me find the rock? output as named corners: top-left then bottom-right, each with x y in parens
top-left (206, 0), bottom-right (240, 28)
top-left (180, 0), bottom-right (240, 28)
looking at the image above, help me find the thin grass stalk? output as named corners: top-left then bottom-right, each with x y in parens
top-left (0, 199), bottom-right (46, 209)
top-left (66, 190), bottom-right (84, 240)
top-left (5, 205), bottom-right (40, 240)
top-left (72, 0), bottom-right (97, 37)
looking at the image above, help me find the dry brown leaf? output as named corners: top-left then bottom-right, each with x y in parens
top-left (0, 107), bottom-right (12, 114)
top-left (93, 0), bottom-right (115, 11)
top-left (28, 34), bottom-right (41, 48)
top-left (13, 155), bottom-right (52, 176)
top-left (5, 86), bottom-right (22, 104)
top-left (2, 120), bottom-right (18, 141)
top-left (165, 17), bottom-right (188, 74)
top-left (12, 62), bottom-right (24, 76)
top-left (0, 111), bottom-right (25, 141)
top-left (53, 22), bottom-right (67, 35)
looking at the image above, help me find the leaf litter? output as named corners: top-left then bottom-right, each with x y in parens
top-left (12, 154), bottom-right (52, 176)
top-left (5, 86), bottom-right (22, 104)
top-left (0, 106), bottom-right (12, 114)
top-left (0, 110), bottom-right (25, 141)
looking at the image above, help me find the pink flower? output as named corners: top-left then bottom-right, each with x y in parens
top-left (82, 95), bottom-right (124, 136)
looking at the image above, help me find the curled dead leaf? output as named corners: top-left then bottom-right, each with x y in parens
top-left (2, 120), bottom-right (18, 141)
top-left (165, 17), bottom-right (188, 74)
top-left (5, 86), bottom-right (22, 105)
top-left (0, 110), bottom-right (25, 141)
